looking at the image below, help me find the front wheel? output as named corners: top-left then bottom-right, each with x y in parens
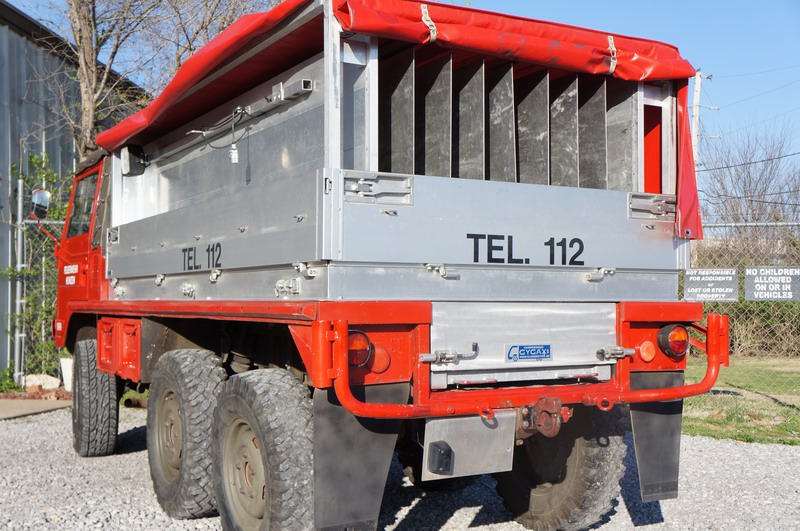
top-left (213, 369), bottom-right (313, 530)
top-left (72, 338), bottom-right (119, 457)
top-left (494, 405), bottom-right (627, 531)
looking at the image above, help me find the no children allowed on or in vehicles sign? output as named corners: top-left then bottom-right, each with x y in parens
top-left (744, 267), bottom-right (800, 301)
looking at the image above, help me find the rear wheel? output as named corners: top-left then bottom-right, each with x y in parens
top-left (72, 338), bottom-right (119, 457)
top-left (213, 369), bottom-right (313, 530)
top-left (494, 405), bottom-right (626, 531)
top-left (147, 349), bottom-right (226, 519)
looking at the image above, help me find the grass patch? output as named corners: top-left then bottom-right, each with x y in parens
top-left (683, 356), bottom-right (800, 445)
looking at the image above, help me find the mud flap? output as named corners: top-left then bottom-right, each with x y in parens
top-left (313, 382), bottom-right (409, 530)
top-left (629, 371), bottom-right (684, 502)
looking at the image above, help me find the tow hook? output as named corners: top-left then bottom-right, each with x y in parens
top-left (517, 397), bottom-right (572, 439)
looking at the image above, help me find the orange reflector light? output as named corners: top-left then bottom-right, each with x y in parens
top-left (348, 331), bottom-right (373, 367)
top-left (639, 340), bottom-right (656, 362)
top-left (657, 325), bottom-right (689, 358)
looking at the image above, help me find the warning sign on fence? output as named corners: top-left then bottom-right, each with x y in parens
top-left (684, 269), bottom-right (738, 301)
top-left (744, 267), bottom-right (800, 301)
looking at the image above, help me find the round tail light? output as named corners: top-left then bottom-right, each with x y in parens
top-left (347, 331), bottom-right (373, 367)
top-left (657, 325), bottom-right (689, 358)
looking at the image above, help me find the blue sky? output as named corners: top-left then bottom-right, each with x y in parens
top-left (468, 0), bottom-right (800, 155)
top-left (13, 0), bottom-right (800, 155)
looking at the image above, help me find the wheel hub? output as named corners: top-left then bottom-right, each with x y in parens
top-left (224, 418), bottom-right (267, 526)
top-left (156, 388), bottom-right (182, 483)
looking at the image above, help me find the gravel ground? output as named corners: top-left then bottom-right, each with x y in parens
top-left (1, 408), bottom-right (798, 530)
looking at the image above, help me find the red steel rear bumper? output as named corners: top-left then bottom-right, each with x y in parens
top-left (329, 314), bottom-right (729, 419)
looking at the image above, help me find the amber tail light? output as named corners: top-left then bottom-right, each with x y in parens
top-left (657, 325), bottom-right (689, 358)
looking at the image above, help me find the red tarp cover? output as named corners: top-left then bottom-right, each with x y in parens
top-left (96, 0), bottom-right (702, 238)
top-left (334, 0), bottom-right (695, 81)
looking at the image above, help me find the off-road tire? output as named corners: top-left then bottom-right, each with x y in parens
top-left (213, 369), bottom-right (313, 530)
top-left (494, 405), bottom-right (627, 531)
top-left (147, 349), bottom-right (226, 519)
top-left (72, 339), bottom-right (119, 457)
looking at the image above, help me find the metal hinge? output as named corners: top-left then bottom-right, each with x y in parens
top-left (629, 193), bottom-right (677, 221)
top-left (275, 277), bottom-right (302, 297)
top-left (342, 170), bottom-right (413, 205)
top-left (584, 268), bottom-right (615, 282)
top-left (292, 262), bottom-right (318, 279)
top-left (426, 263), bottom-right (460, 280)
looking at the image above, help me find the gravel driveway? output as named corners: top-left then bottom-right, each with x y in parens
top-left (1, 408), bottom-right (798, 530)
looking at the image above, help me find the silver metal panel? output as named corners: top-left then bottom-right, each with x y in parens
top-left (578, 76), bottom-right (608, 189)
top-left (421, 411), bottom-right (515, 480)
top-left (415, 54), bottom-right (452, 177)
top-left (486, 63), bottom-right (516, 182)
top-left (113, 261), bottom-right (678, 303)
top-left (327, 263), bottom-right (679, 302)
top-left (549, 74), bottom-right (579, 187)
top-left (429, 302), bottom-right (615, 381)
top-left (453, 60), bottom-right (485, 180)
top-left (605, 78), bottom-right (639, 192)
top-left (342, 43), bottom-right (367, 171)
top-left (115, 265), bottom-right (329, 302)
top-left (115, 56), bottom-right (323, 226)
top-left (107, 169), bottom-right (319, 278)
top-left (378, 47), bottom-right (415, 174)
top-left (339, 172), bottom-right (681, 270)
top-left (515, 70), bottom-right (549, 185)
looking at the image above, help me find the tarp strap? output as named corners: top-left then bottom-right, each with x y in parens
top-left (421, 4), bottom-right (438, 43)
top-left (607, 35), bottom-right (618, 75)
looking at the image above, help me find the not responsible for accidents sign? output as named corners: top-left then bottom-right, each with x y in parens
top-left (744, 267), bottom-right (800, 301)
top-left (684, 269), bottom-right (738, 301)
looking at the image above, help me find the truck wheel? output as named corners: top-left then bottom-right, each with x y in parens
top-left (72, 338), bottom-right (119, 457)
top-left (213, 369), bottom-right (313, 530)
top-left (494, 405), bottom-right (626, 531)
top-left (147, 349), bottom-right (226, 519)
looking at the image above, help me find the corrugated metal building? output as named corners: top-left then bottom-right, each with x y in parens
top-left (1, 0), bottom-right (79, 374)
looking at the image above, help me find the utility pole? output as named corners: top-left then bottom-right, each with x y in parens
top-left (691, 69), bottom-right (703, 168)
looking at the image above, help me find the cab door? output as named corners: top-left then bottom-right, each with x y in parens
top-left (57, 160), bottom-right (105, 305)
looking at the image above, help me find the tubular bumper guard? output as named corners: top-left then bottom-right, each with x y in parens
top-left (328, 314), bottom-right (729, 419)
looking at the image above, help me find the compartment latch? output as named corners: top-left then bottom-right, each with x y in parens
top-left (419, 342), bottom-right (479, 364)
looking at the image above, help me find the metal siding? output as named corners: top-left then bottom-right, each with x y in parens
top-left (0, 18), bottom-right (79, 372)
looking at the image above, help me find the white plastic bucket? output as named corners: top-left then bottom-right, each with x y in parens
top-left (60, 358), bottom-right (73, 392)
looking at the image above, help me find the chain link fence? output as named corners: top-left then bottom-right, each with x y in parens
top-left (17, 221), bottom-right (64, 378)
top-left (686, 223), bottom-right (800, 442)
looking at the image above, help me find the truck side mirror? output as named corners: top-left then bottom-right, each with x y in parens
top-left (31, 189), bottom-right (51, 220)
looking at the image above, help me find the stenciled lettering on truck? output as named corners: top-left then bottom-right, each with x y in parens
top-left (466, 233), bottom-right (585, 265)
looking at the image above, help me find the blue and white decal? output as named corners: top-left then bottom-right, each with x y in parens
top-left (506, 344), bottom-right (552, 362)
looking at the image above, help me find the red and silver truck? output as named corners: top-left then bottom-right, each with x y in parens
top-left (43, 1), bottom-right (729, 529)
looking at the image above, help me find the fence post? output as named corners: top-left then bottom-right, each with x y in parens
top-left (13, 177), bottom-right (25, 385)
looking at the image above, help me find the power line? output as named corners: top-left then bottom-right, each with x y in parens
top-left (697, 151), bottom-right (800, 172)
top-left (699, 188), bottom-right (800, 200)
top-left (714, 63), bottom-right (800, 79)
top-left (719, 78), bottom-right (800, 108)
top-left (710, 105), bottom-right (800, 137)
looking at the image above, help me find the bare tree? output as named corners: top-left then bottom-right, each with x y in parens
top-left (695, 123), bottom-right (800, 266)
top-left (145, 0), bottom-right (278, 89)
top-left (699, 123), bottom-right (800, 226)
top-left (31, 0), bottom-right (280, 157)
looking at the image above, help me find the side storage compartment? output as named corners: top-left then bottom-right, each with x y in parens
top-left (98, 317), bottom-right (141, 381)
